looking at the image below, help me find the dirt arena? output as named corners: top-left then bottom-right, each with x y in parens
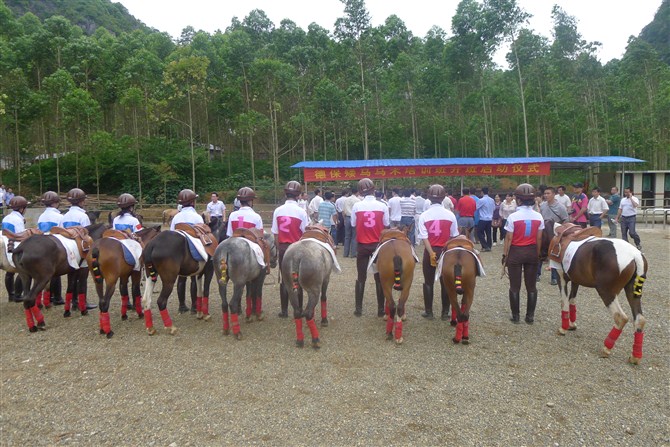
top-left (1, 226), bottom-right (668, 446)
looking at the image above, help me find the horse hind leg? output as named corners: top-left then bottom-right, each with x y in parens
top-left (303, 290), bottom-right (321, 349)
top-left (24, 278), bottom-right (50, 332)
top-left (320, 279), bottom-right (329, 327)
top-left (558, 281), bottom-right (578, 335)
top-left (601, 294), bottom-right (629, 359)
top-left (626, 276), bottom-right (646, 365)
top-left (98, 277), bottom-right (118, 339)
top-left (142, 273), bottom-right (158, 335)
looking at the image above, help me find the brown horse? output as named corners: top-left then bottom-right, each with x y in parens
top-left (87, 225), bottom-right (161, 338)
top-left (375, 229), bottom-right (416, 344)
top-left (439, 236), bottom-right (484, 344)
top-left (545, 222), bottom-right (649, 364)
top-left (162, 209), bottom-right (178, 227)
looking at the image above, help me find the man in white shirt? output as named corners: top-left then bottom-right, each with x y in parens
top-left (586, 187), bottom-right (609, 228)
top-left (387, 188), bottom-right (402, 227)
top-left (335, 189), bottom-right (349, 245)
top-left (556, 185), bottom-right (572, 212)
top-left (307, 189), bottom-right (323, 224)
top-left (615, 187), bottom-right (642, 250)
top-left (206, 192), bottom-right (226, 227)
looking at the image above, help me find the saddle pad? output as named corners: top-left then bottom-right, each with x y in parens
top-left (367, 239), bottom-right (420, 274)
top-left (109, 237), bottom-right (143, 271)
top-left (1, 235), bottom-right (18, 269)
top-left (549, 236), bottom-right (596, 274)
top-left (178, 231), bottom-right (208, 262)
top-left (238, 237), bottom-right (266, 267)
top-left (53, 234), bottom-right (85, 269)
top-left (293, 238), bottom-right (342, 273)
top-left (434, 247), bottom-right (486, 283)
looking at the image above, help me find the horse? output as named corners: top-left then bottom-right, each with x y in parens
top-left (213, 232), bottom-right (277, 340)
top-left (280, 227), bottom-right (340, 348)
top-left (87, 225), bottom-right (161, 338)
top-left (438, 236), bottom-right (484, 344)
top-left (545, 222), bottom-right (649, 364)
top-left (162, 209), bottom-right (178, 227)
top-left (86, 210), bottom-right (101, 224)
top-left (11, 224), bottom-right (102, 332)
top-left (374, 228), bottom-right (416, 344)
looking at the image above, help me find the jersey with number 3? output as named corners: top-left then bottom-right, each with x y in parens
top-left (271, 200), bottom-right (309, 243)
top-left (418, 204), bottom-right (459, 247)
top-left (226, 206), bottom-right (263, 237)
top-left (504, 206), bottom-right (544, 246)
top-left (351, 196), bottom-right (390, 244)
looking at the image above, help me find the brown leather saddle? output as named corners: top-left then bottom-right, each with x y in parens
top-left (444, 235), bottom-right (475, 251)
top-left (379, 228), bottom-right (411, 245)
top-left (103, 228), bottom-right (133, 240)
top-left (548, 223), bottom-right (602, 264)
top-left (2, 228), bottom-right (43, 252)
top-left (175, 223), bottom-right (218, 258)
top-left (232, 227), bottom-right (270, 268)
top-left (50, 226), bottom-right (93, 259)
top-left (301, 224), bottom-right (336, 251)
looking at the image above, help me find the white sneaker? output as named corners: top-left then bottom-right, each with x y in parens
top-left (493, 242), bottom-right (497, 246)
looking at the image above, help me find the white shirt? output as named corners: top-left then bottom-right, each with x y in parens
top-left (38, 207), bottom-right (63, 233)
top-left (1, 210), bottom-right (25, 233)
top-left (170, 206), bottom-right (204, 231)
top-left (335, 195), bottom-right (347, 213)
top-left (297, 198), bottom-right (308, 211)
top-left (442, 197), bottom-right (454, 211)
top-left (227, 206), bottom-right (263, 237)
top-left (206, 200), bottom-right (226, 218)
top-left (61, 206), bottom-right (91, 228)
top-left (343, 194), bottom-right (361, 217)
top-left (388, 196), bottom-right (402, 221)
top-left (308, 195), bottom-right (323, 215)
top-left (557, 193), bottom-right (572, 212)
top-left (587, 196), bottom-right (609, 215)
top-left (619, 195), bottom-right (640, 217)
top-left (113, 214), bottom-right (143, 233)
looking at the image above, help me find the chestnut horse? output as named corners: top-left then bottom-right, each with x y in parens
top-left (374, 229), bottom-right (416, 344)
top-left (438, 236), bottom-right (484, 344)
top-left (546, 223), bottom-right (648, 364)
top-left (87, 225), bottom-right (161, 338)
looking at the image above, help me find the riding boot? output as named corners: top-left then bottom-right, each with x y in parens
top-left (278, 284), bottom-right (289, 318)
top-left (5, 272), bottom-right (17, 302)
top-left (440, 282), bottom-right (450, 320)
top-left (509, 290), bottom-right (520, 324)
top-left (177, 277), bottom-right (189, 313)
top-left (421, 283), bottom-right (434, 319)
top-left (50, 277), bottom-right (65, 305)
top-left (374, 273), bottom-right (384, 317)
top-left (354, 280), bottom-right (364, 317)
top-left (525, 291), bottom-right (538, 324)
top-left (14, 277), bottom-right (23, 301)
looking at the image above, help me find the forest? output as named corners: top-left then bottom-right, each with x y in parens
top-left (0, 0), bottom-right (668, 203)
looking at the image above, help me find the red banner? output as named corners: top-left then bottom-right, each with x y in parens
top-left (303, 163), bottom-right (550, 182)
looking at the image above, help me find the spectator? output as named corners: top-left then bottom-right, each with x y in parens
top-left (615, 187), bottom-right (642, 250)
top-left (606, 187), bottom-right (621, 238)
top-left (569, 183), bottom-right (589, 228)
top-left (587, 187), bottom-right (609, 228)
top-left (318, 191), bottom-right (338, 239)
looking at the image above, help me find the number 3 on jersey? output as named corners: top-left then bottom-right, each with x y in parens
top-left (363, 211), bottom-right (376, 228)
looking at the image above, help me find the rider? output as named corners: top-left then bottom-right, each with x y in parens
top-left (113, 194), bottom-right (143, 233)
top-left (37, 191), bottom-right (65, 305)
top-left (502, 183), bottom-right (544, 324)
top-left (2, 196), bottom-right (30, 303)
top-left (350, 178), bottom-right (390, 317)
top-left (417, 185), bottom-right (459, 320)
top-left (271, 181), bottom-right (310, 318)
top-left (226, 187), bottom-right (263, 237)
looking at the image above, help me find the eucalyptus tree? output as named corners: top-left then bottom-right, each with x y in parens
top-left (42, 69), bottom-right (75, 193)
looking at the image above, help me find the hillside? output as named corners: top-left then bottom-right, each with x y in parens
top-left (640, 0), bottom-right (670, 64)
top-left (4, 0), bottom-right (145, 35)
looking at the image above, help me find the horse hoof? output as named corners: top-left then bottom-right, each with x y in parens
top-left (383, 314), bottom-right (388, 321)
top-left (296, 339), bottom-right (304, 348)
top-left (137, 313), bottom-right (144, 319)
top-left (568, 323), bottom-right (577, 331)
top-left (196, 311), bottom-right (203, 320)
top-left (121, 315), bottom-right (128, 321)
top-left (452, 337), bottom-right (461, 344)
top-left (106, 331), bottom-right (114, 339)
top-left (165, 326), bottom-right (178, 335)
top-left (245, 315), bottom-right (253, 323)
top-left (29, 326), bottom-right (38, 333)
top-left (146, 327), bottom-right (156, 336)
top-left (601, 347), bottom-right (611, 358)
top-left (386, 333), bottom-right (393, 341)
top-left (100, 329), bottom-right (105, 335)
top-left (321, 318), bottom-right (329, 327)
top-left (63, 310), bottom-right (71, 318)
top-left (311, 338), bottom-right (321, 349)
top-left (628, 356), bottom-right (641, 365)
top-left (203, 314), bottom-right (212, 322)
top-left (234, 332), bottom-right (242, 340)
top-left (395, 337), bottom-right (404, 345)
top-left (557, 328), bottom-right (567, 336)
top-left (255, 312), bottom-right (264, 322)
top-left (462, 337), bottom-right (470, 345)
top-left (81, 310), bottom-right (88, 316)
top-left (222, 329), bottom-right (230, 336)
top-left (401, 314), bottom-right (407, 322)
top-left (450, 320), bottom-right (458, 327)
top-left (37, 322), bottom-right (46, 331)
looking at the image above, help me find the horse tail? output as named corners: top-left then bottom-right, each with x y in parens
top-left (144, 244), bottom-right (158, 283)
top-left (392, 255), bottom-right (403, 291)
top-left (219, 252), bottom-right (229, 284)
top-left (91, 247), bottom-right (103, 284)
top-left (631, 252), bottom-right (647, 298)
top-left (454, 263), bottom-right (464, 295)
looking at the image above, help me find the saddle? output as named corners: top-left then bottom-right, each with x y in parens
top-left (175, 223), bottom-right (218, 258)
top-left (50, 226), bottom-right (93, 259)
top-left (379, 228), bottom-right (411, 245)
top-left (548, 223), bottom-right (602, 264)
top-left (444, 235), bottom-right (475, 251)
top-left (301, 225), bottom-right (336, 251)
top-left (232, 227), bottom-right (270, 269)
top-left (102, 228), bottom-right (134, 240)
top-left (2, 228), bottom-right (43, 252)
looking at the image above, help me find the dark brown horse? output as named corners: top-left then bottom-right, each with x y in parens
top-left (545, 222), bottom-right (648, 364)
top-left (87, 225), bottom-right (161, 338)
top-left (439, 236), bottom-right (483, 344)
top-left (375, 229), bottom-right (416, 344)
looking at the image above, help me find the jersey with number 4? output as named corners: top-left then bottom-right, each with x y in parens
top-left (418, 204), bottom-right (459, 247)
top-left (226, 206), bottom-right (263, 237)
top-left (351, 196), bottom-right (390, 244)
top-left (271, 200), bottom-right (309, 243)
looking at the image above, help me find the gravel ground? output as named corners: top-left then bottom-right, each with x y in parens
top-left (1, 227), bottom-right (668, 446)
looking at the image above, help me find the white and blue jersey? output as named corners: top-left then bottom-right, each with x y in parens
top-left (113, 214), bottom-right (142, 233)
top-left (1, 210), bottom-right (26, 233)
top-left (170, 206), bottom-right (204, 231)
top-left (61, 205), bottom-right (91, 228)
top-left (37, 207), bottom-right (63, 233)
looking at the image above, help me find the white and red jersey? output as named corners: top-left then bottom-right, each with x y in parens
top-left (504, 206), bottom-right (544, 247)
top-left (226, 206), bottom-right (263, 237)
top-left (417, 204), bottom-right (459, 247)
top-left (271, 199), bottom-right (309, 244)
top-left (351, 195), bottom-right (389, 244)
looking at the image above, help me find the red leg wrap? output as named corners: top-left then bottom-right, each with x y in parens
top-left (134, 296), bottom-right (142, 315)
top-left (463, 320), bottom-right (470, 338)
top-left (31, 306), bottom-right (45, 324)
top-left (561, 311), bottom-right (570, 330)
top-left (77, 293), bottom-right (86, 313)
top-left (196, 296), bottom-right (202, 313)
top-left (394, 320), bottom-right (403, 340)
top-left (100, 312), bottom-right (111, 334)
top-left (632, 331), bottom-right (644, 359)
top-left (121, 295), bottom-right (129, 317)
top-left (255, 297), bottom-right (262, 315)
top-left (569, 304), bottom-right (577, 323)
top-left (454, 322), bottom-right (464, 342)
top-left (25, 309), bottom-right (35, 329)
top-left (159, 308), bottom-right (172, 327)
top-left (231, 313), bottom-right (240, 335)
top-left (294, 318), bottom-right (304, 341)
top-left (321, 301), bottom-right (327, 320)
top-left (222, 312), bottom-right (230, 331)
top-left (386, 317), bottom-right (394, 335)
top-left (43, 291), bottom-right (51, 307)
top-left (202, 297), bottom-right (209, 315)
top-left (144, 309), bottom-right (153, 329)
top-left (245, 297), bottom-right (252, 318)
top-left (604, 326), bottom-right (623, 350)
top-left (65, 292), bottom-right (73, 312)
top-left (36, 291), bottom-right (43, 308)
top-left (307, 319), bottom-right (319, 340)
